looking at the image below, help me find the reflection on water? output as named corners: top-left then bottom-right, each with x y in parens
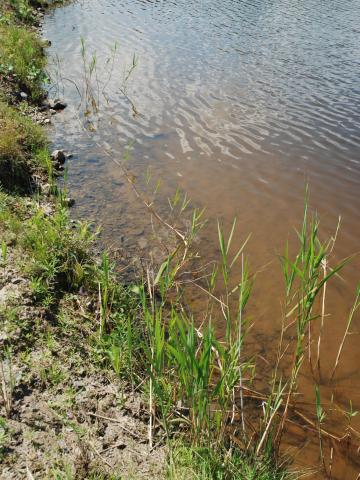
top-left (43, 0), bottom-right (360, 477)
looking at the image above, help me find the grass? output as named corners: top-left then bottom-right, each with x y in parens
top-left (169, 445), bottom-right (291, 480)
top-left (0, 100), bottom-right (50, 190)
top-left (0, 191), bottom-right (96, 304)
top-left (0, 22), bottom-right (47, 100)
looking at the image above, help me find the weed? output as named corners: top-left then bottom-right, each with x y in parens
top-left (0, 22), bottom-right (47, 99)
top-left (0, 100), bottom-right (47, 190)
top-left (21, 206), bottom-right (95, 301)
top-left (169, 444), bottom-right (290, 480)
top-left (39, 358), bottom-right (66, 387)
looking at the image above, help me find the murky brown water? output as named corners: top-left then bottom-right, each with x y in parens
top-left (43, 0), bottom-right (360, 477)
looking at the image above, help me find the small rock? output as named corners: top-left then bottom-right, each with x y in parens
top-left (42, 38), bottom-right (51, 47)
top-left (43, 118), bottom-right (51, 125)
top-left (49, 98), bottom-right (67, 110)
top-left (64, 197), bottom-right (75, 208)
top-left (41, 183), bottom-right (51, 195)
top-left (19, 91), bottom-right (28, 100)
top-left (50, 109), bottom-right (57, 115)
top-left (51, 149), bottom-right (66, 165)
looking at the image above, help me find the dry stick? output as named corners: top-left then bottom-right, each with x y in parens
top-left (328, 446), bottom-right (334, 480)
top-left (256, 398), bottom-right (283, 456)
top-left (317, 258), bottom-right (327, 376)
top-left (293, 409), bottom-right (346, 443)
top-left (330, 286), bottom-right (360, 383)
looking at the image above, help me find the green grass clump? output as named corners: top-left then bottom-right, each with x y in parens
top-left (20, 206), bottom-right (95, 303)
top-left (8, 0), bottom-right (36, 23)
top-left (0, 194), bottom-right (96, 304)
top-left (0, 22), bottom-right (47, 99)
top-left (0, 100), bottom-right (48, 190)
top-left (170, 445), bottom-right (290, 480)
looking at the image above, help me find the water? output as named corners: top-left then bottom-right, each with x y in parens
top-left (43, 0), bottom-right (360, 477)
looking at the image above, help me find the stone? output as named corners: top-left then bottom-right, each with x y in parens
top-left (41, 183), bottom-right (51, 195)
top-left (51, 149), bottom-right (66, 165)
top-left (48, 98), bottom-right (67, 110)
top-left (19, 91), bottom-right (28, 100)
top-left (64, 197), bottom-right (75, 208)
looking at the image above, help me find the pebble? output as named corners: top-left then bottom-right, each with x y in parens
top-left (64, 197), bottom-right (75, 208)
top-left (49, 98), bottom-right (67, 110)
top-left (51, 149), bottom-right (66, 165)
top-left (41, 183), bottom-right (51, 195)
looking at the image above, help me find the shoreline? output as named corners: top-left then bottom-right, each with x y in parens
top-left (0, 2), bottom-right (169, 478)
top-left (1, 2), bottom-right (357, 479)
